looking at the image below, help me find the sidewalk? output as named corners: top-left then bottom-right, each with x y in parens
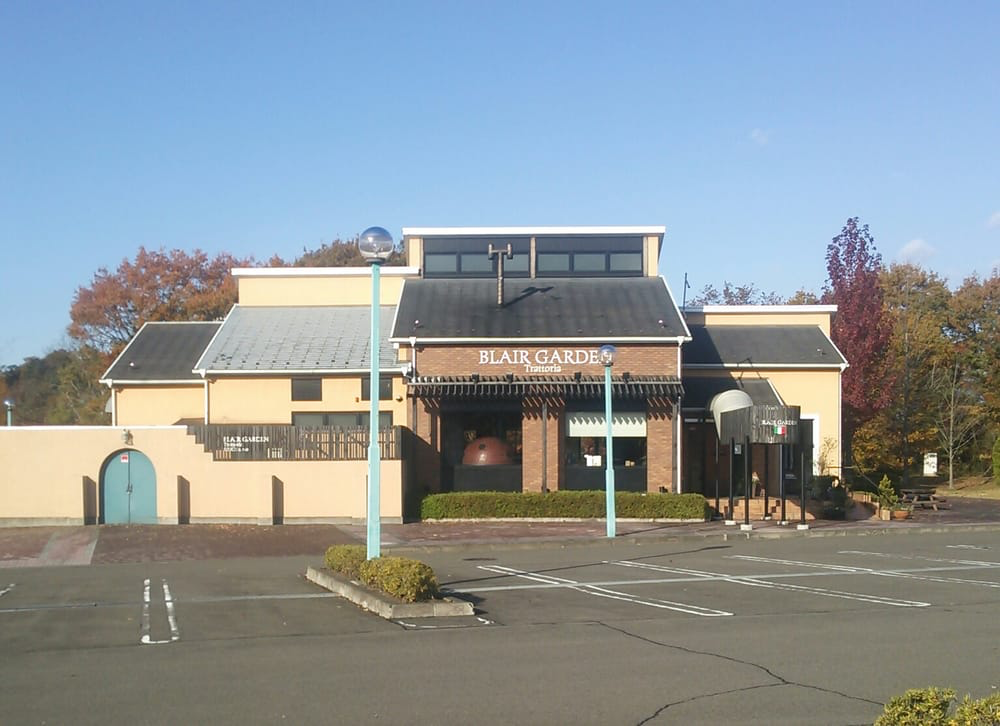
top-left (2, 497), bottom-right (999, 567)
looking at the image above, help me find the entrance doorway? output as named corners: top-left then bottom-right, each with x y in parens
top-left (100, 449), bottom-right (157, 524)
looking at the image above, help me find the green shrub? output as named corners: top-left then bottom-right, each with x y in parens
top-left (419, 491), bottom-right (709, 520)
top-left (993, 437), bottom-right (1000, 482)
top-left (952, 692), bottom-right (1000, 725)
top-left (876, 475), bottom-right (900, 510)
top-left (358, 556), bottom-right (439, 603)
top-left (324, 544), bottom-right (367, 579)
top-left (874, 688), bottom-right (955, 726)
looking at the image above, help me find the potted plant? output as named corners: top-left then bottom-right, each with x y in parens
top-left (876, 475), bottom-right (910, 520)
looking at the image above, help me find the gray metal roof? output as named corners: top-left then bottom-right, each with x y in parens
top-left (390, 277), bottom-right (688, 340)
top-left (681, 377), bottom-right (782, 410)
top-left (683, 325), bottom-right (845, 366)
top-left (194, 305), bottom-right (398, 373)
top-left (102, 322), bottom-right (221, 383)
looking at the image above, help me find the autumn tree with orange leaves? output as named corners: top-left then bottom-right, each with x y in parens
top-left (69, 247), bottom-right (252, 353)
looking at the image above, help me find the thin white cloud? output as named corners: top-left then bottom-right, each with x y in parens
top-left (749, 128), bottom-right (769, 146)
top-left (896, 238), bottom-right (935, 264)
top-left (987, 211), bottom-right (1000, 229)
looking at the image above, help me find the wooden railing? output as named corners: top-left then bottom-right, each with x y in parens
top-left (187, 424), bottom-right (403, 462)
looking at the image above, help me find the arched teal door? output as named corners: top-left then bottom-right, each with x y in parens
top-left (101, 449), bottom-right (157, 524)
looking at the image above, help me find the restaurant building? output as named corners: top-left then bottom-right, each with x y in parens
top-left (0, 225), bottom-right (845, 525)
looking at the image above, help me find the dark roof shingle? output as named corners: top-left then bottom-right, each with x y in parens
top-left (684, 325), bottom-right (845, 366)
top-left (102, 322), bottom-right (221, 382)
top-left (391, 277), bottom-right (687, 340)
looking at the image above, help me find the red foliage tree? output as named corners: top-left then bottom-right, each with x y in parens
top-left (69, 247), bottom-right (252, 353)
top-left (822, 218), bottom-right (895, 471)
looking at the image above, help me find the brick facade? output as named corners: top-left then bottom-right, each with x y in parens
top-left (645, 400), bottom-right (675, 493)
top-left (521, 398), bottom-right (564, 493)
top-left (414, 343), bottom-right (679, 378)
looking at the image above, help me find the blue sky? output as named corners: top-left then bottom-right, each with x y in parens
top-left (2, 1), bottom-right (998, 366)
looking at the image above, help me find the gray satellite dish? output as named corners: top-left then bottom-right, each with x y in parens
top-left (709, 389), bottom-right (753, 439)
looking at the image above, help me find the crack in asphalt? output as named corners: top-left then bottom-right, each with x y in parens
top-left (597, 622), bottom-right (882, 725)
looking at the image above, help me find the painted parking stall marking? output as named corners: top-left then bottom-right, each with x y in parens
top-left (731, 554), bottom-right (1000, 590)
top-left (0, 583), bottom-right (14, 599)
top-left (141, 578), bottom-right (179, 645)
top-left (477, 564), bottom-right (733, 617)
top-left (611, 560), bottom-right (930, 608)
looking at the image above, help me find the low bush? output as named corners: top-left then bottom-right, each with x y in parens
top-left (953, 692), bottom-right (1000, 724)
top-left (420, 491), bottom-right (709, 520)
top-left (873, 687), bottom-right (1000, 725)
top-left (874, 687), bottom-right (955, 725)
top-left (324, 544), bottom-right (367, 579)
top-left (358, 556), bottom-right (439, 603)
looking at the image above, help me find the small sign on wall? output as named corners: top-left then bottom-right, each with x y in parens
top-left (120, 453), bottom-right (129, 463)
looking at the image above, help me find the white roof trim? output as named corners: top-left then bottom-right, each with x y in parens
top-left (683, 363), bottom-right (847, 370)
top-left (402, 226), bottom-right (665, 237)
top-left (192, 305), bottom-right (237, 374)
top-left (659, 276), bottom-right (692, 340)
top-left (200, 367), bottom-right (408, 377)
top-left (683, 304), bottom-right (837, 313)
top-left (389, 336), bottom-right (689, 345)
top-left (232, 266), bottom-right (420, 277)
top-left (101, 379), bottom-right (204, 387)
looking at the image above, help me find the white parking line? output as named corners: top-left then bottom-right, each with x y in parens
top-left (0, 584), bottom-right (14, 598)
top-left (839, 550), bottom-right (1000, 568)
top-left (731, 554), bottom-right (1000, 589)
top-left (141, 578), bottom-right (180, 645)
top-left (478, 564), bottom-right (732, 617)
top-left (613, 560), bottom-right (930, 608)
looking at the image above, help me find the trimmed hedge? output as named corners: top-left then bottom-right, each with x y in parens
top-left (324, 544), bottom-right (367, 579)
top-left (420, 491), bottom-right (709, 520)
top-left (875, 688), bottom-right (955, 725)
top-left (874, 687), bottom-right (1000, 725)
top-left (323, 545), bottom-right (440, 603)
top-left (358, 557), bottom-right (439, 603)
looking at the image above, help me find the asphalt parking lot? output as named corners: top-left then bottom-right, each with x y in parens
top-left (2, 529), bottom-right (1000, 725)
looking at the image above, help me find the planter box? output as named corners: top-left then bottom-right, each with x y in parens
top-left (306, 566), bottom-right (473, 619)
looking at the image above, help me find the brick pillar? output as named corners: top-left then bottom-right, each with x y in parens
top-left (646, 400), bottom-right (674, 493)
top-left (521, 398), bottom-right (563, 493)
top-left (413, 400), bottom-right (441, 493)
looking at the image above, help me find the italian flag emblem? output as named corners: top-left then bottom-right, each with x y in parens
top-left (773, 425), bottom-right (786, 435)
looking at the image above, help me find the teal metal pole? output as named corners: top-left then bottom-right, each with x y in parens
top-left (367, 261), bottom-right (381, 559)
top-left (604, 363), bottom-right (616, 538)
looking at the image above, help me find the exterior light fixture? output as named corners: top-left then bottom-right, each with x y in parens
top-left (3, 399), bottom-right (13, 427)
top-left (358, 226), bottom-right (393, 560)
top-left (121, 429), bottom-right (133, 445)
top-left (599, 344), bottom-right (617, 537)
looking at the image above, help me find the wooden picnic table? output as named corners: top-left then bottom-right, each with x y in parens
top-left (900, 486), bottom-right (951, 511)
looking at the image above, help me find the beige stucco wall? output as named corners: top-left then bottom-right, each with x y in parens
top-left (0, 426), bottom-right (403, 525)
top-left (236, 271), bottom-right (412, 307)
top-left (644, 235), bottom-right (660, 277)
top-left (115, 385), bottom-right (204, 426)
top-left (683, 369), bottom-right (842, 475)
top-left (206, 376), bottom-right (409, 425)
top-left (686, 309), bottom-right (833, 336)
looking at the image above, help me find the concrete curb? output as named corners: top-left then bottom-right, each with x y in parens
top-left (383, 521), bottom-right (1000, 556)
top-left (305, 566), bottom-right (474, 619)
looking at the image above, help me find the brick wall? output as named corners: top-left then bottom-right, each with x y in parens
top-left (521, 398), bottom-right (564, 492)
top-left (415, 343), bottom-right (679, 378)
top-left (646, 401), bottom-right (675, 493)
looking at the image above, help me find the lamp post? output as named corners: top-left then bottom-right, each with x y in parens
top-left (3, 399), bottom-right (12, 427)
top-left (358, 226), bottom-right (394, 560)
top-left (599, 344), bottom-right (617, 538)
